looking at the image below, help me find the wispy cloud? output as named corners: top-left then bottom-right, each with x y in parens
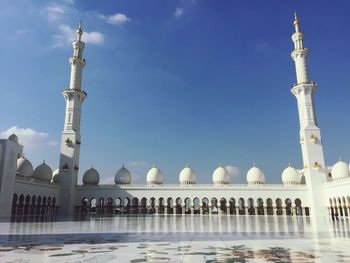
top-left (43, 4), bottom-right (66, 22)
top-left (225, 165), bottom-right (240, 178)
top-left (174, 7), bottom-right (184, 18)
top-left (99, 13), bottom-right (131, 25)
top-left (0, 126), bottom-right (57, 150)
top-left (52, 24), bottom-right (104, 48)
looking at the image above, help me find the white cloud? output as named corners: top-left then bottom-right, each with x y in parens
top-left (52, 24), bottom-right (104, 48)
top-left (174, 7), bottom-right (184, 18)
top-left (101, 176), bottom-right (115, 184)
top-left (225, 165), bottom-right (240, 178)
top-left (0, 126), bottom-right (57, 150)
top-left (64, 0), bottom-right (74, 4)
top-left (44, 4), bottom-right (66, 22)
top-left (99, 13), bottom-right (131, 25)
top-left (126, 161), bottom-right (148, 167)
top-left (15, 29), bottom-right (28, 36)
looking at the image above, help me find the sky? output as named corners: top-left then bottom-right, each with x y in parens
top-left (1, 0), bottom-right (350, 184)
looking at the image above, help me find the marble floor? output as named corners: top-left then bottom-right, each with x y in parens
top-left (0, 215), bottom-right (349, 262)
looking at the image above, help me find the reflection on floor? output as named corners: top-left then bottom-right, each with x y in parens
top-left (0, 215), bottom-right (349, 262)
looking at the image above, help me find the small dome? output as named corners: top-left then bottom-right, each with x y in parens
top-left (83, 167), bottom-right (100, 185)
top-left (179, 165), bottom-right (196, 185)
top-left (282, 165), bottom-right (301, 185)
top-left (8, 133), bottom-right (18, 143)
top-left (115, 166), bottom-right (131, 184)
top-left (247, 164), bottom-right (265, 185)
top-left (147, 166), bottom-right (163, 185)
top-left (331, 160), bottom-right (349, 180)
top-left (213, 165), bottom-right (229, 185)
top-left (52, 169), bottom-right (60, 183)
top-left (16, 156), bottom-right (33, 177)
top-left (33, 161), bottom-right (53, 182)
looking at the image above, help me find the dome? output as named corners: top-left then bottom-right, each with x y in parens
top-left (52, 169), bottom-right (60, 183)
top-left (212, 165), bottom-right (230, 185)
top-left (115, 166), bottom-right (131, 184)
top-left (331, 160), bottom-right (349, 180)
top-left (282, 165), bottom-right (301, 185)
top-left (33, 161), bottom-right (53, 182)
top-left (179, 165), bottom-right (196, 185)
top-left (147, 166), bottom-right (163, 185)
top-left (82, 167), bottom-right (100, 185)
top-left (16, 156), bottom-right (33, 177)
top-left (247, 164), bottom-right (265, 185)
top-left (8, 133), bottom-right (18, 143)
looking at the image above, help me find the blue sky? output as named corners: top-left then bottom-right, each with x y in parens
top-left (1, 0), bottom-right (350, 184)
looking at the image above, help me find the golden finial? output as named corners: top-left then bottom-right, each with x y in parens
top-left (339, 156), bottom-right (342, 161)
top-left (293, 12), bottom-right (300, 32)
top-left (77, 20), bottom-right (83, 41)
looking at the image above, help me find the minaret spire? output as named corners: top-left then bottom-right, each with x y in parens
top-left (58, 22), bottom-right (88, 217)
top-left (293, 12), bottom-right (300, 33)
top-left (290, 14), bottom-right (327, 216)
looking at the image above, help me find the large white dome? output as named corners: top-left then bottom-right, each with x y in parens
top-left (115, 166), bottom-right (132, 184)
top-left (33, 161), bottom-right (53, 182)
top-left (179, 165), bottom-right (196, 185)
top-left (83, 167), bottom-right (100, 185)
top-left (212, 165), bottom-right (229, 185)
top-left (8, 133), bottom-right (18, 143)
top-left (147, 166), bottom-right (163, 185)
top-left (52, 169), bottom-right (60, 183)
top-left (282, 165), bottom-right (301, 185)
top-left (247, 164), bottom-right (265, 185)
top-left (16, 156), bottom-right (33, 177)
top-left (331, 160), bottom-right (349, 180)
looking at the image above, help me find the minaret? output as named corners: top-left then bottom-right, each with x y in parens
top-left (58, 22), bottom-right (87, 217)
top-left (290, 14), bottom-right (327, 216)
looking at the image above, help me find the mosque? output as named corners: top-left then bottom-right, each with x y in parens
top-left (0, 15), bottom-right (349, 220)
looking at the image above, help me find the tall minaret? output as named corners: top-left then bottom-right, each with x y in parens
top-left (290, 14), bottom-right (327, 216)
top-left (58, 22), bottom-right (87, 217)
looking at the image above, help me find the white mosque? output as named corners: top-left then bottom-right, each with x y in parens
top-left (0, 15), bottom-right (349, 220)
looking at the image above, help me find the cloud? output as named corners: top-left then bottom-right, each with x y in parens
top-left (0, 126), bottom-right (57, 150)
top-left (174, 7), bottom-right (184, 18)
top-left (15, 29), bottom-right (28, 36)
top-left (43, 4), bottom-right (66, 22)
top-left (52, 24), bottom-right (104, 48)
top-left (100, 13), bottom-right (131, 25)
top-left (101, 176), bottom-right (115, 184)
top-left (225, 165), bottom-right (240, 178)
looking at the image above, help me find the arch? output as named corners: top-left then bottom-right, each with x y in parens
top-left (90, 198), bottom-right (97, 213)
top-left (17, 194), bottom-right (24, 217)
top-left (106, 197), bottom-right (114, 214)
top-left (47, 197), bottom-right (52, 216)
top-left (166, 197), bottom-right (173, 214)
top-left (257, 198), bottom-right (264, 215)
top-left (219, 198), bottom-right (227, 214)
top-left (202, 198), bottom-right (209, 214)
top-left (36, 196), bottom-right (42, 216)
top-left (23, 195), bottom-right (31, 217)
top-left (266, 198), bottom-right (273, 215)
top-left (124, 197), bottom-right (131, 214)
top-left (11, 193), bottom-right (18, 218)
top-left (30, 195), bottom-right (36, 217)
top-left (149, 197), bottom-right (156, 214)
top-left (176, 197), bottom-right (182, 214)
top-left (238, 198), bottom-right (245, 215)
top-left (276, 198), bottom-right (283, 215)
top-left (158, 198), bottom-right (165, 214)
top-left (229, 198), bottom-right (236, 215)
top-left (338, 197), bottom-right (344, 217)
top-left (247, 198), bottom-right (255, 215)
top-left (211, 198), bottom-right (218, 214)
top-left (295, 198), bottom-right (302, 216)
top-left (81, 197), bottom-right (88, 215)
top-left (285, 198), bottom-right (292, 216)
top-left (141, 197), bottom-right (148, 214)
top-left (193, 197), bottom-right (200, 214)
top-left (342, 197), bottom-right (348, 217)
top-left (132, 197), bottom-right (139, 214)
top-left (184, 198), bottom-right (191, 214)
